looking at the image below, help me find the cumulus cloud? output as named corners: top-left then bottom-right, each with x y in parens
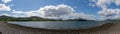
top-left (89, 0), bottom-right (120, 20)
top-left (0, 4), bottom-right (11, 11)
top-left (69, 13), bottom-right (96, 20)
top-left (97, 9), bottom-right (120, 19)
top-left (2, 0), bottom-right (12, 3)
top-left (37, 4), bottom-right (75, 19)
top-left (89, 0), bottom-right (120, 8)
top-left (11, 4), bottom-right (96, 20)
top-left (12, 10), bottom-right (40, 17)
top-left (98, 9), bottom-right (116, 17)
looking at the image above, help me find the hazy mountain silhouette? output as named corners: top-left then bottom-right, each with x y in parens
top-left (0, 15), bottom-right (94, 21)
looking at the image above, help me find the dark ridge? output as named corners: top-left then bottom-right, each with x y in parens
top-left (0, 15), bottom-right (94, 21)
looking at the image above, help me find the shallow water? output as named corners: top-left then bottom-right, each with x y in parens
top-left (7, 21), bottom-right (108, 30)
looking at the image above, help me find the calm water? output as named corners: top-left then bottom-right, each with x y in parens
top-left (7, 21), bottom-right (108, 30)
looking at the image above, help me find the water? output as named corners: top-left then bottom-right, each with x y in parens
top-left (7, 21), bottom-right (108, 30)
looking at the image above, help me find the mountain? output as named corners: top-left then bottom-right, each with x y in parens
top-left (0, 15), bottom-right (93, 21)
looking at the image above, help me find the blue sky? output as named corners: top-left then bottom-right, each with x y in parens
top-left (0, 0), bottom-right (100, 14)
top-left (0, 0), bottom-right (120, 20)
top-left (0, 0), bottom-right (100, 15)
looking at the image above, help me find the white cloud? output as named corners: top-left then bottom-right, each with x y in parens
top-left (12, 10), bottom-right (40, 17)
top-left (0, 4), bottom-right (11, 11)
top-left (70, 13), bottom-right (96, 20)
top-left (89, 0), bottom-right (120, 9)
top-left (114, 0), bottom-right (120, 5)
top-left (0, 13), bottom-right (11, 16)
top-left (98, 9), bottom-right (120, 19)
top-left (11, 4), bottom-right (96, 20)
top-left (89, 0), bottom-right (120, 20)
top-left (2, 0), bottom-right (12, 3)
top-left (98, 9), bottom-right (116, 17)
top-left (37, 4), bottom-right (74, 19)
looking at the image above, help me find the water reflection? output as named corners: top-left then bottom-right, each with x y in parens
top-left (7, 21), bottom-right (108, 30)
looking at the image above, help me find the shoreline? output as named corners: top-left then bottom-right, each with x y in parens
top-left (5, 22), bottom-right (114, 31)
top-left (6, 21), bottom-right (109, 30)
top-left (0, 22), bottom-right (119, 34)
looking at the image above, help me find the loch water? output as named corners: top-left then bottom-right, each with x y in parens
top-left (8, 21), bottom-right (109, 30)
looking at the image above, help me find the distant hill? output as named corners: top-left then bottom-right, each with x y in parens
top-left (0, 15), bottom-right (94, 21)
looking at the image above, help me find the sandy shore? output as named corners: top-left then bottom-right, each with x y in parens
top-left (0, 22), bottom-right (120, 34)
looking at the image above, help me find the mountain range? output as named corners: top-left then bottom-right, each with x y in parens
top-left (0, 15), bottom-right (94, 21)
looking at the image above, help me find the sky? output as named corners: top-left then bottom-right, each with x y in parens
top-left (0, 0), bottom-right (120, 20)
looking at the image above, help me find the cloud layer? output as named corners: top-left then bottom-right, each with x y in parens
top-left (11, 4), bottom-right (96, 20)
top-left (0, 4), bottom-right (11, 11)
top-left (2, 0), bottom-right (11, 3)
top-left (90, 0), bottom-right (120, 20)
top-left (38, 4), bottom-right (74, 19)
top-left (2, 0), bottom-right (119, 20)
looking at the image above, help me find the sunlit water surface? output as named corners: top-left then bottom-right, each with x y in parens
top-left (7, 21), bottom-right (109, 30)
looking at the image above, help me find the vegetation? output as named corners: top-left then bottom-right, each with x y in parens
top-left (0, 15), bottom-right (90, 22)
